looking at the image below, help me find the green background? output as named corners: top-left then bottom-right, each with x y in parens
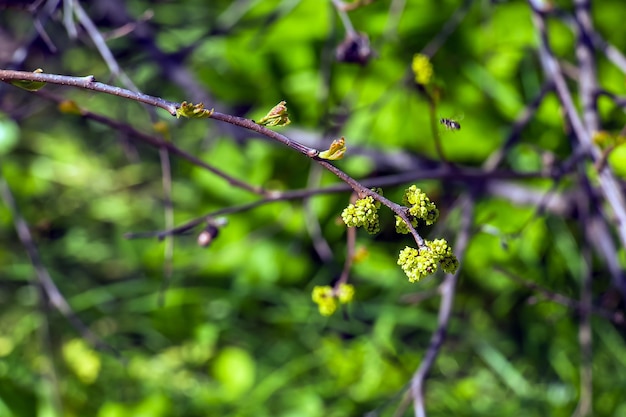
top-left (1, 1), bottom-right (626, 416)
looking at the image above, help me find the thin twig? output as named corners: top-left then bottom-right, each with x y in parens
top-left (0, 69), bottom-right (179, 114)
top-left (35, 89), bottom-right (266, 196)
top-left (573, 168), bottom-right (593, 417)
top-left (73, 0), bottom-right (142, 95)
top-left (158, 144), bottom-right (175, 307)
top-left (428, 99), bottom-right (449, 164)
top-left (1, 69), bottom-right (559, 250)
top-left (331, 0), bottom-right (357, 37)
top-left (63, 0), bottom-right (77, 39)
top-left (37, 284), bottom-right (64, 416)
top-left (420, 0), bottom-right (473, 58)
top-left (336, 195), bottom-right (358, 287)
top-left (382, 0), bottom-right (407, 41)
top-left (304, 164), bottom-right (334, 262)
top-left (573, 0), bottom-right (599, 133)
top-left (595, 90), bottom-right (626, 109)
top-left (484, 80), bottom-right (554, 171)
top-left (123, 165), bottom-right (566, 241)
top-left (72, 2), bottom-right (175, 302)
top-left (495, 267), bottom-right (624, 326)
top-left (589, 30), bottom-right (626, 75)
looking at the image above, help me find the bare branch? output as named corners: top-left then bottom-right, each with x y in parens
top-left (411, 196), bottom-right (474, 417)
top-left (0, 69), bottom-right (179, 114)
top-left (529, 4), bottom-right (626, 250)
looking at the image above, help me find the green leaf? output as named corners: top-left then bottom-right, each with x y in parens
top-left (9, 68), bottom-right (46, 91)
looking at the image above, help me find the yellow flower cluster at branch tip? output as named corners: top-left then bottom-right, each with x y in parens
top-left (341, 189), bottom-right (383, 234)
top-left (397, 239), bottom-right (459, 282)
top-left (395, 185), bottom-right (439, 234)
top-left (412, 54), bottom-right (433, 86)
top-left (312, 284), bottom-right (355, 316)
top-left (257, 100), bottom-right (291, 127)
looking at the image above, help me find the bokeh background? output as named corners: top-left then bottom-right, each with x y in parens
top-left (1, 1), bottom-right (626, 416)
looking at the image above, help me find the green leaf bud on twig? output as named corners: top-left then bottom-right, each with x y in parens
top-left (257, 100), bottom-right (291, 127)
top-left (319, 137), bottom-right (347, 160)
top-left (176, 101), bottom-right (214, 119)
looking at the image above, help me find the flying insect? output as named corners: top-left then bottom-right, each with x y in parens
top-left (440, 117), bottom-right (461, 131)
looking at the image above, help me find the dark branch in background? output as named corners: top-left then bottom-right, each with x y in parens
top-left (337, 215), bottom-right (357, 287)
top-left (495, 267), bottom-right (624, 327)
top-left (0, 162), bottom-right (120, 357)
top-left (102, 0), bottom-right (249, 143)
top-left (529, 3), bottom-right (626, 251)
top-left (331, 0), bottom-right (357, 38)
top-left (596, 90), bottom-right (626, 109)
top-left (124, 170), bottom-right (575, 241)
top-left (158, 142), bottom-right (174, 307)
top-left (573, 0), bottom-right (599, 132)
top-left (586, 212), bottom-right (626, 303)
top-left (420, 0), bottom-right (473, 58)
top-left (304, 165), bottom-right (334, 262)
top-left (34, 89), bottom-right (266, 196)
top-left (588, 29), bottom-right (626, 75)
top-left (575, 169), bottom-right (593, 417)
top-left (408, 196), bottom-right (474, 417)
top-left (34, 88), bottom-right (562, 242)
top-left (69, 0), bottom-right (178, 306)
top-left (484, 80), bottom-right (554, 171)
top-left (382, 0), bottom-right (407, 41)
top-left (73, 0), bottom-right (137, 90)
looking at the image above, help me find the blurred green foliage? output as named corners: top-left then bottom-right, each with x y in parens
top-left (1, 1), bottom-right (626, 417)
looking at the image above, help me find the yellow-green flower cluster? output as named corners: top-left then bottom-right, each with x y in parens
top-left (312, 283), bottom-right (355, 316)
top-left (412, 54), bottom-right (433, 86)
top-left (397, 239), bottom-right (459, 282)
top-left (341, 190), bottom-right (383, 234)
top-left (395, 185), bottom-right (439, 234)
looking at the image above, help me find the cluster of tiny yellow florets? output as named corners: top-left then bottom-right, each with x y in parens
top-left (395, 185), bottom-right (439, 234)
top-left (312, 283), bottom-right (355, 316)
top-left (341, 189), bottom-right (383, 234)
top-left (397, 239), bottom-right (459, 283)
top-left (412, 54), bottom-right (433, 86)
top-left (313, 185), bottom-right (458, 315)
